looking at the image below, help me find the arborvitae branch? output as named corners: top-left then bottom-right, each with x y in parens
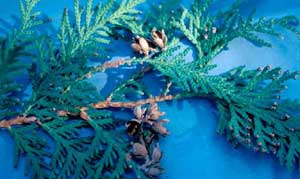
top-left (58, 0), bottom-right (145, 62)
top-left (0, 0), bottom-right (46, 119)
top-left (1, 0), bottom-right (300, 178)
top-left (172, 0), bottom-right (300, 67)
top-left (143, 43), bottom-right (300, 170)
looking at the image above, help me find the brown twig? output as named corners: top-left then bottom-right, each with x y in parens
top-left (0, 116), bottom-right (41, 129)
top-left (92, 95), bottom-right (175, 109)
top-left (55, 95), bottom-right (175, 121)
top-left (78, 58), bottom-right (133, 81)
top-left (1, 58), bottom-right (179, 128)
top-left (1, 93), bottom-right (197, 128)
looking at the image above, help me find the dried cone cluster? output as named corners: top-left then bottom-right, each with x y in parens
top-left (126, 103), bottom-right (169, 178)
top-left (131, 29), bottom-right (167, 56)
top-left (129, 139), bottom-right (164, 178)
top-left (151, 29), bottom-right (167, 50)
top-left (126, 103), bottom-right (170, 137)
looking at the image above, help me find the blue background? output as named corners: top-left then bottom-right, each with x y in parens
top-left (0, 0), bottom-right (300, 179)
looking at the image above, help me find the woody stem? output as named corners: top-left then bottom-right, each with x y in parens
top-left (0, 116), bottom-right (40, 129)
top-left (92, 94), bottom-right (176, 109)
top-left (77, 58), bottom-right (138, 81)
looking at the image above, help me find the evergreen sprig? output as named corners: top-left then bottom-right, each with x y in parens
top-left (135, 0), bottom-right (300, 171)
top-left (0, 0), bottom-right (45, 119)
top-left (172, 0), bottom-right (300, 67)
top-left (2, 0), bottom-right (147, 178)
top-left (0, 38), bottom-right (28, 118)
top-left (137, 33), bottom-right (300, 172)
top-left (59, 0), bottom-right (144, 63)
top-left (1, 0), bottom-right (300, 178)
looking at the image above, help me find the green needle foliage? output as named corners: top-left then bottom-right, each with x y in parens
top-left (2, 0), bottom-right (146, 178)
top-left (138, 0), bottom-right (300, 171)
top-left (0, 38), bottom-right (27, 118)
top-left (172, 0), bottom-right (300, 67)
top-left (0, 0), bottom-right (44, 119)
top-left (1, 0), bottom-right (300, 178)
top-left (59, 0), bottom-right (144, 62)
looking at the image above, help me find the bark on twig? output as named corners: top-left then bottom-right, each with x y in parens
top-left (92, 95), bottom-right (175, 109)
top-left (0, 116), bottom-right (40, 129)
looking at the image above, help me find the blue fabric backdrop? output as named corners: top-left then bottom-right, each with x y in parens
top-left (0, 0), bottom-right (300, 178)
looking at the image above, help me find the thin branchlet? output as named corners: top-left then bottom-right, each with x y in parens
top-left (1, 0), bottom-right (300, 178)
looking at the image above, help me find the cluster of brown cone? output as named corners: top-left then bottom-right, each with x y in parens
top-left (126, 103), bottom-right (170, 137)
top-left (130, 139), bottom-right (164, 178)
top-left (126, 103), bottom-right (169, 178)
top-left (131, 29), bottom-right (167, 56)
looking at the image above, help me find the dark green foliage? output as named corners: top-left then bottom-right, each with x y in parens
top-left (12, 107), bottom-right (145, 179)
top-left (0, 0), bottom-right (44, 119)
top-left (108, 67), bottom-right (153, 101)
top-left (1, 0), bottom-right (300, 178)
top-left (135, 0), bottom-right (300, 171)
top-left (145, 0), bottom-right (181, 33)
top-left (215, 67), bottom-right (300, 170)
top-left (131, 0), bottom-right (182, 36)
top-left (111, 0), bottom-right (182, 40)
top-left (0, 38), bottom-right (28, 118)
top-left (59, 0), bottom-right (145, 62)
top-left (2, 0), bottom-right (147, 178)
top-left (11, 124), bottom-right (51, 178)
top-left (43, 109), bottom-right (129, 179)
top-left (140, 31), bottom-right (300, 171)
top-left (172, 0), bottom-right (300, 66)
top-left (0, 11), bottom-right (42, 177)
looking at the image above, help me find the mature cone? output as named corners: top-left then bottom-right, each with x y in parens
top-left (151, 29), bottom-right (167, 50)
top-left (131, 36), bottom-right (151, 56)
